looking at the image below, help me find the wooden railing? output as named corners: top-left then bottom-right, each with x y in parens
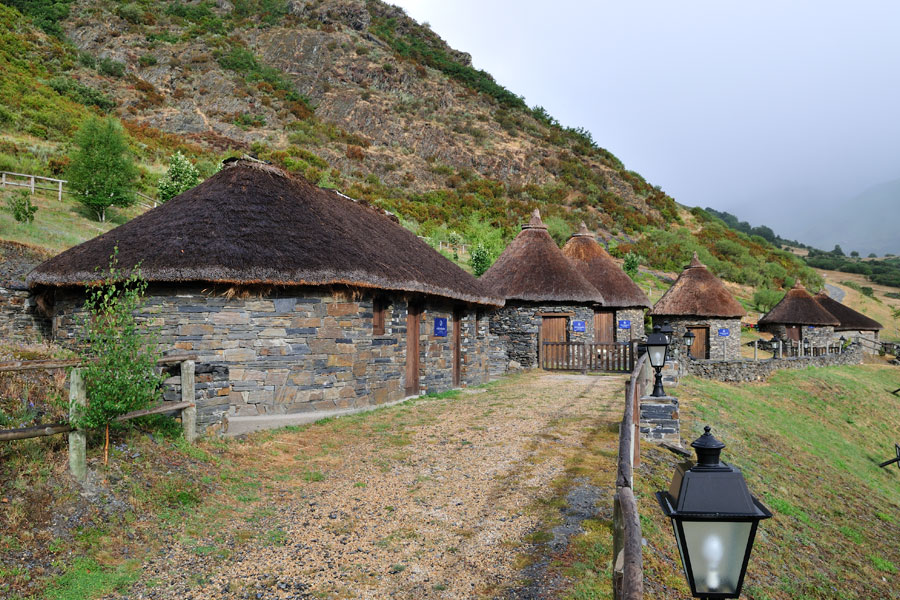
top-left (612, 352), bottom-right (651, 600)
top-left (541, 342), bottom-right (633, 373)
top-left (1, 171), bottom-right (66, 202)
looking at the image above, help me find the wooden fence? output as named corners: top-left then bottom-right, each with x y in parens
top-left (612, 351), bottom-right (651, 600)
top-left (541, 342), bottom-right (634, 373)
top-left (0, 353), bottom-right (198, 481)
top-left (1, 171), bottom-right (66, 202)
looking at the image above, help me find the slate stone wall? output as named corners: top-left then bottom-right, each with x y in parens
top-left (0, 285), bottom-right (50, 343)
top-left (686, 343), bottom-right (862, 383)
top-left (654, 316), bottom-right (742, 361)
top-left (639, 394), bottom-right (679, 442)
top-left (614, 308), bottom-right (646, 343)
top-left (51, 285), bottom-right (494, 432)
top-left (842, 330), bottom-right (879, 354)
top-left (488, 302), bottom-right (596, 368)
top-left (760, 323), bottom-right (837, 349)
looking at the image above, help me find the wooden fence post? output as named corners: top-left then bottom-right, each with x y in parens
top-left (58, 179), bottom-right (63, 202)
top-left (754, 340), bottom-right (758, 361)
top-left (180, 360), bottom-right (197, 443)
top-left (68, 368), bottom-right (87, 482)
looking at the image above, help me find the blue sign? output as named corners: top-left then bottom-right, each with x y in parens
top-left (433, 318), bottom-right (447, 337)
top-left (572, 320), bottom-right (586, 332)
top-left (718, 328), bottom-right (730, 337)
top-left (808, 326), bottom-right (815, 330)
top-left (618, 319), bottom-right (631, 330)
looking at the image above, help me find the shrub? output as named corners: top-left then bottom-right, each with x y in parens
top-left (47, 77), bottom-right (116, 111)
top-left (67, 117), bottom-right (137, 222)
top-left (138, 54), bottom-right (158, 67)
top-left (752, 288), bottom-right (785, 313)
top-left (470, 244), bottom-right (491, 277)
top-left (117, 3), bottom-right (146, 24)
top-left (6, 190), bottom-right (37, 223)
top-left (346, 145), bottom-right (365, 160)
top-left (623, 252), bottom-right (640, 280)
top-left (98, 57), bottom-right (126, 78)
top-left (75, 250), bottom-right (163, 464)
top-left (158, 151), bottom-right (200, 202)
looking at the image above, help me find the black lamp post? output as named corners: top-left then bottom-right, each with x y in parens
top-left (839, 335), bottom-right (846, 354)
top-left (656, 426), bottom-right (772, 599)
top-left (683, 330), bottom-right (695, 359)
top-left (647, 325), bottom-right (670, 397)
top-left (661, 320), bottom-right (675, 344)
top-left (803, 338), bottom-right (810, 356)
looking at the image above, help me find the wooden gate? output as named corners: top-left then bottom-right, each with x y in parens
top-left (594, 310), bottom-right (615, 344)
top-left (540, 316), bottom-right (567, 367)
top-left (405, 303), bottom-right (421, 396)
top-left (541, 342), bottom-right (633, 372)
top-left (687, 326), bottom-right (708, 359)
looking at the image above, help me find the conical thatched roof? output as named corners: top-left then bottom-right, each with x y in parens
top-left (561, 223), bottom-right (651, 309)
top-left (650, 253), bottom-right (745, 318)
top-left (814, 292), bottom-right (882, 331)
top-left (27, 160), bottom-right (503, 307)
top-left (758, 283), bottom-right (839, 326)
top-left (480, 210), bottom-right (604, 304)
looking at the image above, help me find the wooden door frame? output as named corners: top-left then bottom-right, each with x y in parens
top-left (452, 309), bottom-right (462, 387)
top-left (405, 302), bottom-right (422, 396)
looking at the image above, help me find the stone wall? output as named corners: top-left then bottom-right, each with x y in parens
top-left (686, 343), bottom-right (863, 383)
top-left (760, 323), bottom-right (837, 348)
top-left (0, 284), bottom-right (50, 343)
top-left (639, 394), bottom-right (679, 442)
top-left (654, 316), bottom-right (742, 361)
top-left (614, 308), bottom-right (646, 343)
top-left (841, 330), bottom-right (879, 354)
top-left (488, 302), bottom-right (596, 368)
top-left (51, 285), bottom-right (495, 432)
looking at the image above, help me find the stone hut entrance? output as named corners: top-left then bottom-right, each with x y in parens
top-left (687, 326), bottom-right (709, 359)
top-left (594, 310), bottom-right (615, 344)
top-left (540, 314), bottom-right (568, 366)
top-left (452, 310), bottom-right (462, 387)
top-left (785, 325), bottom-right (801, 342)
top-left (406, 303), bottom-right (422, 396)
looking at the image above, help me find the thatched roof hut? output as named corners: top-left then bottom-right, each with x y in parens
top-left (813, 292), bottom-right (882, 332)
top-left (480, 210), bottom-right (604, 304)
top-left (650, 253), bottom-right (745, 318)
top-left (758, 283), bottom-right (839, 326)
top-left (27, 160), bottom-right (502, 307)
top-left (561, 223), bottom-right (650, 309)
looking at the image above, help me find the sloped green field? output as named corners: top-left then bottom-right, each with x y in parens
top-left (637, 365), bottom-right (900, 600)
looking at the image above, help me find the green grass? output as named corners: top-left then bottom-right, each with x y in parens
top-left (44, 557), bottom-right (141, 600)
top-left (637, 364), bottom-right (900, 599)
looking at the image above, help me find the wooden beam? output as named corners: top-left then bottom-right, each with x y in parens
top-left (113, 401), bottom-right (194, 422)
top-left (0, 353), bottom-right (198, 373)
top-left (0, 423), bottom-right (72, 441)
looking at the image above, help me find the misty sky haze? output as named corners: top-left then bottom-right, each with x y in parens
top-left (391, 0), bottom-right (900, 253)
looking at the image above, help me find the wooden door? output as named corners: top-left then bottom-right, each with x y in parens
top-left (688, 326), bottom-right (708, 359)
top-left (540, 316), bottom-right (567, 368)
top-left (594, 310), bottom-right (615, 344)
top-left (452, 310), bottom-right (462, 387)
top-left (405, 303), bottom-right (421, 396)
top-left (785, 325), bottom-right (800, 342)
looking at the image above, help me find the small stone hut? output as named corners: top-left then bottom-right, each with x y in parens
top-left (813, 291), bottom-right (882, 352)
top-left (561, 223), bottom-right (650, 343)
top-left (758, 282), bottom-right (839, 347)
top-left (27, 160), bottom-right (504, 434)
top-left (480, 210), bottom-right (605, 369)
top-left (650, 253), bottom-right (746, 360)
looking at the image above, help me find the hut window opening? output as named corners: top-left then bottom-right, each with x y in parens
top-left (373, 297), bottom-right (387, 335)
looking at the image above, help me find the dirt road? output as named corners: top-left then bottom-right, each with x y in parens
top-left (117, 371), bottom-right (625, 599)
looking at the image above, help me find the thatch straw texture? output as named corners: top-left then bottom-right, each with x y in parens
top-left (561, 223), bottom-right (650, 308)
top-left (758, 283), bottom-right (839, 326)
top-left (27, 160), bottom-right (503, 307)
top-left (480, 211), bottom-right (604, 304)
top-left (650, 253), bottom-right (745, 318)
top-left (814, 292), bottom-right (882, 331)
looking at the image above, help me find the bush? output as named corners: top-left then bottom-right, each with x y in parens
top-left (138, 54), bottom-right (158, 67)
top-left (157, 151), bottom-right (200, 202)
top-left (98, 57), bottom-right (126, 78)
top-left (470, 243), bottom-right (491, 277)
top-left (47, 77), bottom-right (116, 111)
top-left (75, 250), bottom-right (163, 464)
top-left (752, 288), bottom-right (785, 313)
top-left (5, 190), bottom-right (37, 223)
top-left (67, 117), bottom-right (137, 221)
top-left (623, 252), bottom-right (640, 280)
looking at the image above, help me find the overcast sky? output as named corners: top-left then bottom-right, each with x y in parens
top-left (391, 0), bottom-right (900, 252)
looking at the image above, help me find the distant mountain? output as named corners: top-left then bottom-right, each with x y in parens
top-left (797, 179), bottom-right (900, 256)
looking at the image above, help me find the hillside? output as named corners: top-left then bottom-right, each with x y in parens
top-left (0, 0), bottom-right (820, 291)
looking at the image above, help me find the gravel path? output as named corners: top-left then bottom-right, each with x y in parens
top-left (824, 283), bottom-right (845, 302)
top-left (117, 372), bottom-right (624, 600)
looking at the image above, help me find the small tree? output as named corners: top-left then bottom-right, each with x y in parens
top-left (6, 190), bottom-right (37, 223)
top-left (157, 151), bottom-right (200, 202)
top-left (75, 250), bottom-right (162, 464)
top-left (623, 252), bottom-right (641, 280)
top-left (67, 117), bottom-right (137, 222)
top-left (752, 288), bottom-right (785, 313)
top-left (470, 244), bottom-right (491, 277)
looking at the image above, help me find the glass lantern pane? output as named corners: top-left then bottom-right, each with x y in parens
top-left (681, 521), bottom-right (753, 595)
top-left (648, 345), bottom-right (666, 367)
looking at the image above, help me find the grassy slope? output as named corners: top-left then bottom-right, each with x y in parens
top-left (817, 269), bottom-right (900, 341)
top-left (637, 365), bottom-right (900, 599)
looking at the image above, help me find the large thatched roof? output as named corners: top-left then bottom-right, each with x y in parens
top-left (758, 283), bottom-right (839, 326)
top-left (561, 223), bottom-right (650, 309)
top-left (27, 160), bottom-right (503, 307)
top-left (814, 292), bottom-right (882, 331)
top-left (480, 211), bottom-right (604, 304)
top-left (650, 253), bottom-right (745, 318)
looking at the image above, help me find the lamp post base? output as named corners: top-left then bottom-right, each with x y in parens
top-left (650, 367), bottom-right (666, 397)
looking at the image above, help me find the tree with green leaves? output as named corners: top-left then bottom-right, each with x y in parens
top-left (67, 117), bottom-right (137, 222)
top-left (623, 252), bottom-right (641, 280)
top-left (470, 244), bottom-right (491, 277)
top-left (158, 151), bottom-right (200, 202)
top-left (75, 249), bottom-right (162, 464)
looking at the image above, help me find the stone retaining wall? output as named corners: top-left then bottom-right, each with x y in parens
top-left (639, 394), bottom-right (679, 442)
top-left (686, 344), bottom-right (863, 383)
